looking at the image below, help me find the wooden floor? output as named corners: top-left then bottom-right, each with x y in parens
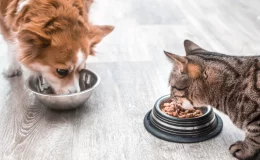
top-left (1, 0), bottom-right (260, 159)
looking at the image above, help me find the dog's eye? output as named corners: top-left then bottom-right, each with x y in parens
top-left (56, 69), bottom-right (69, 76)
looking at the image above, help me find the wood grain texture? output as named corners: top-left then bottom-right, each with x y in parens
top-left (1, 0), bottom-right (260, 159)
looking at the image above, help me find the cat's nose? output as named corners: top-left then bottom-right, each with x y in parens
top-left (170, 92), bottom-right (175, 98)
top-left (170, 88), bottom-right (176, 97)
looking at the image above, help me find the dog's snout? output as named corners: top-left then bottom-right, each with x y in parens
top-left (67, 87), bottom-right (80, 94)
top-left (73, 74), bottom-right (80, 92)
top-left (44, 77), bottom-right (81, 95)
top-left (66, 79), bottom-right (80, 94)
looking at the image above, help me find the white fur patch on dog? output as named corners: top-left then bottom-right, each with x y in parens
top-left (17, 0), bottom-right (30, 14)
top-left (76, 50), bottom-right (85, 68)
top-left (73, 74), bottom-right (80, 92)
top-left (70, 49), bottom-right (85, 92)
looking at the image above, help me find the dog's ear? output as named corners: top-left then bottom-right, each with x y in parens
top-left (88, 25), bottom-right (114, 54)
top-left (18, 29), bottom-right (50, 48)
top-left (17, 29), bottom-right (51, 62)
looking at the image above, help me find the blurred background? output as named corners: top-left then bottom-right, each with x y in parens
top-left (0, 0), bottom-right (260, 159)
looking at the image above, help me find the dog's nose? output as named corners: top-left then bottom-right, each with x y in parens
top-left (60, 75), bottom-right (80, 94)
top-left (67, 83), bottom-right (81, 93)
top-left (67, 88), bottom-right (79, 94)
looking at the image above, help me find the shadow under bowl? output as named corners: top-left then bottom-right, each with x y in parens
top-left (144, 95), bottom-right (223, 143)
top-left (25, 69), bottom-right (101, 110)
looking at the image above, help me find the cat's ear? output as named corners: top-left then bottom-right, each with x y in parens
top-left (164, 51), bottom-right (187, 72)
top-left (184, 40), bottom-right (207, 55)
top-left (164, 50), bottom-right (201, 78)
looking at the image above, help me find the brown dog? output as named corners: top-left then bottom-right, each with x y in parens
top-left (0, 0), bottom-right (113, 94)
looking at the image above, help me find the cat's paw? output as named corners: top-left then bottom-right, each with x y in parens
top-left (229, 141), bottom-right (258, 160)
top-left (3, 65), bottom-right (22, 77)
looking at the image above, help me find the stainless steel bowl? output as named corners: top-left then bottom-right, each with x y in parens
top-left (25, 69), bottom-right (101, 110)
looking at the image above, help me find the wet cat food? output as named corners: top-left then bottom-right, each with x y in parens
top-left (161, 99), bottom-right (203, 118)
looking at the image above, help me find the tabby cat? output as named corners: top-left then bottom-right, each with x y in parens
top-left (165, 40), bottom-right (260, 160)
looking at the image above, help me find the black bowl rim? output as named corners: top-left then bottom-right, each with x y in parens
top-left (152, 107), bottom-right (214, 126)
top-left (25, 69), bottom-right (101, 97)
top-left (151, 109), bottom-right (216, 129)
top-left (155, 95), bottom-right (211, 121)
top-left (144, 110), bottom-right (223, 143)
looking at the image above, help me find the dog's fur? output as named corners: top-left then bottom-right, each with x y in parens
top-left (0, 0), bottom-right (113, 94)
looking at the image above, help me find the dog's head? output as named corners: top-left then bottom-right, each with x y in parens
top-left (15, 1), bottom-right (113, 94)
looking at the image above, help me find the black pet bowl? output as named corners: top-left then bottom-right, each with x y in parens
top-left (144, 95), bottom-right (223, 143)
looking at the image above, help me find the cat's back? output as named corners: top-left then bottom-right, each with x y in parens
top-left (224, 55), bottom-right (260, 104)
top-left (192, 52), bottom-right (260, 77)
top-left (191, 52), bottom-right (260, 96)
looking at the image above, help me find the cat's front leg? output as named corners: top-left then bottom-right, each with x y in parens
top-left (229, 134), bottom-right (260, 160)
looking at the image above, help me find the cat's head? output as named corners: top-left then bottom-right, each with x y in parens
top-left (165, 40), bottom-right (215, 107)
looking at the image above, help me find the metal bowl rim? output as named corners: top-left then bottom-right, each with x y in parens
top-left (155, 95), bottom-right (211, 120)
top-left (25, 69), bottom-right (101, 98)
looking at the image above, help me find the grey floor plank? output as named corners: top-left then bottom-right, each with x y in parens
top-left (0, 0), bottom-right (259, 159)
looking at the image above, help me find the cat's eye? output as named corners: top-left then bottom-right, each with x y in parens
top-left (56, 69), bottom-right (69, 76)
